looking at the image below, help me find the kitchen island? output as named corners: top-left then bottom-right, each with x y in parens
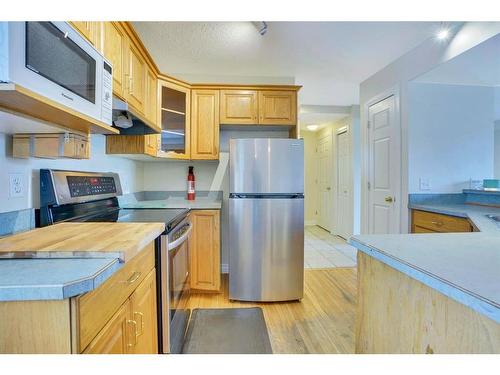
top-left (0, 222), bottom-right (164, 353)
top-left (350, 197), bottom-right (500, 354)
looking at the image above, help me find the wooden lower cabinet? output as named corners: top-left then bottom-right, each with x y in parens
top-left (0, 242), bottom-right (158, 354)
top-left (356, 252), bottom-right (500, 353)
top-left (84, 269), bottom-right (157, 354)
top-left (411, 209), bottom-right (473, 233)
top-left (130, 269), bottom-right (158, 354)
top-left (83, 300), bottom-right (132, 354)
top-left (189, 210), bottom-right (221, 292)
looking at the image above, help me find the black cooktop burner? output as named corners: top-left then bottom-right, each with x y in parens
top-left (71, 208), bottom-right (189, 233)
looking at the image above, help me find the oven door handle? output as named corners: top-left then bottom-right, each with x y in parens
top-left (167, 222), bottom-right (192, 251)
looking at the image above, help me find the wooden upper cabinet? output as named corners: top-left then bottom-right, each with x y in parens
top-left (158, 80), bottom-right (191, 160)
top-left (145, 68), bottom-right (158, 127)
top-left (83, 300), bottom-right (133, 354)
top-left (190, 210), bottom-right (221, 292)
top-left (130, 270), bottom-right (158, 354)
top-left (126, 41), bottom-right (146, 115)
top-left (220, 90), bottom-right (258, 124)
top-left (70, 22), bottom-right (101, 49)
top-left (191, 89), bottom-right (219, 160)
top-left (102, 22), bottom-right (126, 99)
top-left (258, 90), bottom-right (297, 125)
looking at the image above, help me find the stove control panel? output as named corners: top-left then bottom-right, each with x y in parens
top-left (66, 176), bottom-right (117, 197)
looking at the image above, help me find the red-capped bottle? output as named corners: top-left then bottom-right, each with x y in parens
top-left (187, 166), bottom-right (195, 201)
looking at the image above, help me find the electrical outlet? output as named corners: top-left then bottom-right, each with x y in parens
top-left (9, 173), bottom-right (24, 198)
top-left (419, 178), bottom-right (431, 191)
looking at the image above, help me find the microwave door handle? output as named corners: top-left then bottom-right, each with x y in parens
top-left (167, 223), bottom-right (192, 251)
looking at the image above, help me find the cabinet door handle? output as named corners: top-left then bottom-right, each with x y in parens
top-left (124, 74), bottom-right (129, 91)
top-left (134, 312), bottom-right (144, 337)
top-left (129, 76), bottom-right (134, 95)
top-left (127, 319), bottom-right (138, 348)
top-left (431, 221), bottom-right (444, 227)
top-left (126, 271), bottom-right (142, 284)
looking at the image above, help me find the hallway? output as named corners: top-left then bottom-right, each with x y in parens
top-left (304, 226), bottom-right (357, 269)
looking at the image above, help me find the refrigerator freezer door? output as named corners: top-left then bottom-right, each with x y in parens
top-left (230, 138), bottom-right (304, 194)
top-left (229, 197), bottom-right (304, 301)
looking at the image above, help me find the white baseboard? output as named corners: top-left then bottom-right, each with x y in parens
top-left (305, 220), bottom-right (317, 226)
top-left (221, 263), bottom-right (229, 274)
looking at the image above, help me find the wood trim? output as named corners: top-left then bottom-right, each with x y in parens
top-left (121, 22), bottom-right (160, 75)
top-left (0, 84), bottom-right (119, 135)
top-left (192, 83), bottom-right (302, 91)
top-left (157, 72), bottom-right (192, 89)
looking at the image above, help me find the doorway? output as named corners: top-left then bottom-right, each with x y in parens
top-left (367, 94), bottom-right (401, 234)
top-left (317, 130), bottom-right (332, 231)
top-left (335, 127), bottom-right (351, 239)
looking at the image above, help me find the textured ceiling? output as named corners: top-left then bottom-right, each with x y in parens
top-left (133, 21), bottom-right (440, 106)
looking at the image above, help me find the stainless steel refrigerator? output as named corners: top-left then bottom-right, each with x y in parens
top-left (229, 138), bottom-right (304, 302)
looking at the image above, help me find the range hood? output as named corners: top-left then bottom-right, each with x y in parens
top-left (112, 96), bottom-right (159, 135)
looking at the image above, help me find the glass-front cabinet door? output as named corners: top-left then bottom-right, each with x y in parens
top-left (157, 79), bottom-right (191, 159)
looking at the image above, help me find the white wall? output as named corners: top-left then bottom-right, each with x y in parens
top-left (350, 105), bottom-right (361, 235)
top-left (495, 121), bottom-right (500, 178)
top-left (360, 22), bottom-right (500, 233)
top-left (143, 129), bottom-right (290, 270)
top-left (408, 83), bottom-right (495, 193)
top-left (302, 130), bottom-right (318, 225)
top-left (0, 133), bottom-right (144, 214)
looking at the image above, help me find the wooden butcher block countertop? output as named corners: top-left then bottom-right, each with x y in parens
top-left (0, 222), bottom-right (165, 262)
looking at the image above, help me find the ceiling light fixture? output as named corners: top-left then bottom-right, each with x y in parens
top-left (252, 21), bottom-right (268, 36)
top-left (307, 124), bottom-right (319, 131)
top-left (436, 23), bottom-right (450, 41)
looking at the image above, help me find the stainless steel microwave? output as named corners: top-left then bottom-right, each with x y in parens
top-left (0, 22), bottom-right (113, 125)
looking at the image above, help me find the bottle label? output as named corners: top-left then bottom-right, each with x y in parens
top-left (188, 181), bottom-right (195, 194)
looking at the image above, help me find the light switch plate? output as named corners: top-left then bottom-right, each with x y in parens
top-left (9, 173), bottom-right (24, 198)
top-left (419, 178), bottom-right (431, 191)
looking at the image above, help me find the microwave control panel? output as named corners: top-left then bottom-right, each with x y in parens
top-left (101, 60), bottom-right (113, 125)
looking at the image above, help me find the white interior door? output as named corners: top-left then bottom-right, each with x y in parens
top-left (317, 132), bottom-right (332, 231)
top-left (368, 95), bottom-right (401, 234)
top-left (336, 129), bottom-right (351, 239)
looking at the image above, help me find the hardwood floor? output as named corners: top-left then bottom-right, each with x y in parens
top-left (187, 268), bottom-right (357, 354)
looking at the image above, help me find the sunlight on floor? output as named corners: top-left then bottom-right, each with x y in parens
top-left (304, 226), bottom-right (357, 269)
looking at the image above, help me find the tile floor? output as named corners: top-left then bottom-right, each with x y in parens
top-left (304, 226), bottom-right (357, 269)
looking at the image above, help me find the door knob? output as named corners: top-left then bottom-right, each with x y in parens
top-left (385, 196), bottom-right (393, 203)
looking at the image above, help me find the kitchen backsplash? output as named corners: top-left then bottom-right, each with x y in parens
top-left (0, 208), bottom-right (35, 237)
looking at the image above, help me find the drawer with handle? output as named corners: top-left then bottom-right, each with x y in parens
top-left (411, 210), bottom-right (473, 233)
top-left (75, 242), bottom-right (155, 351)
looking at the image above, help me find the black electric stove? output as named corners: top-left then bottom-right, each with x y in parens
top-left (39, 169), bottom-right (188, 232)
top-left (39, 169), bottom-right (192, 354)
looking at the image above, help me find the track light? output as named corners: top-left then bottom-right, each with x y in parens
top-left (252, 21), bottom-right (268, 36)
